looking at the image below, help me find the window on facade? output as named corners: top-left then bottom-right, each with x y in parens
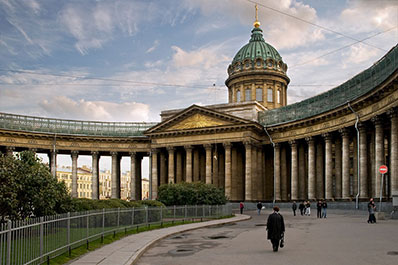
top-left (277, 90), bottom-right (281, 104)
top-left (236, 90), bottom-right (241, 102)
top-left (245, 88), bottom-right (251, 101)
top-left (267, 88), bottom-right (273, 102)
top-left (256, 88), bottom-right (262, 101)
top-left (256, 60), bottom-right (261, 67)
top-left (245, 61), bottom-right (250, 68)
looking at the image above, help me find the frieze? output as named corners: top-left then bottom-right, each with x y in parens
top-left (28, 139), bottom-right (37, 145)
top-left (6, 138), bottom-right (15, 143)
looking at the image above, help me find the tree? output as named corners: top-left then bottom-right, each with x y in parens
top-left (0, 151), bottom-right (72, 221)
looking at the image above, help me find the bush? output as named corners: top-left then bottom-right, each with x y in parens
top-left (69, 198), bottom-right (164, 212)
top-left (157, 182), bottom-right (227, 206)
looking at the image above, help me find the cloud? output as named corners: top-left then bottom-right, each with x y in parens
top-left (39, 96), bottom-right (150, 122)
top-left (146, 40), bottom-right (160, 53)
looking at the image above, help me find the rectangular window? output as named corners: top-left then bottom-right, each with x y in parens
top-left (245, 88), bottom-right (251, 101)
top-left (237, 90), bottom-right (241, 102)
top-left (277, 90), bottom-right (281, 104)
top-left (267, 88), bottom-right (273, 102)
top-left (256, 88), bottom-right (262, 101)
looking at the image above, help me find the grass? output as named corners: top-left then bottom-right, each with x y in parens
top-left (47, 217), bottom-right (233, 265)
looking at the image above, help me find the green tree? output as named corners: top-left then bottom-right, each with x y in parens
top-left (158, 182), bottom-right (227, 206)
top-left (0, 151), bottom-right (72, 221)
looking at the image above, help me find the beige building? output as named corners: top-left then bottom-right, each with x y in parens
top-left (1, 12), bottom-right (398, 205)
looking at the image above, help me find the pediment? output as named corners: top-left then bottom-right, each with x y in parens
top-left (145, 105), bottom-right (254, 135)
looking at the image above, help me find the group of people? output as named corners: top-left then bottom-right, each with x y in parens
top-left (316, 200), bottom-right (328, 218)
top-left (295, 201), bottom-right (312, 216)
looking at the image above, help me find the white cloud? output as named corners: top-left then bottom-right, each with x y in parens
top-left (146, 40), bottom-right (160, 53)
top-left (39, 96), bottom-right (150, 122)
top-left (343, 44), bottom-right (380, 65)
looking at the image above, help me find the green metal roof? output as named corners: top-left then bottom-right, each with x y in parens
top-left (232, 27), bottom-right (282, 65)
top-left (0, 112), bottom-right (158, 137)
top-left (259, 44), bottom-right (398, 127)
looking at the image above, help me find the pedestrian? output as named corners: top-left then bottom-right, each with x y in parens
top-left (257, 201), bottom-right (263, 215)
top-left (305, 201), bottom-right (311, 216)
top-left (367, 198), bottom-right (376, 223)
top-left (292, 201), bottom-right (297, 216)
top-left (299, 201), bottom-right (305, 216)
top-left (317, 200), bottom-right (322, 218)
top-left (266, 206), bottom-right (285, 252)
top-left (322, 200), bottom-right (328, 218)
top-left (239, 202), bottom-right (244, 214)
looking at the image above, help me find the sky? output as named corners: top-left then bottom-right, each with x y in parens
top-left (1, 0), bottom-right (398, 175)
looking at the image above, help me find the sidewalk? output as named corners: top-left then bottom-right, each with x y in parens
top-left (68, 214), bottom-right (251, 265)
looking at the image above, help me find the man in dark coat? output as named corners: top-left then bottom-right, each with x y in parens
top-left (266, 206), bottom-right (285, 252)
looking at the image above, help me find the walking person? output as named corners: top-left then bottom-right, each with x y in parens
top-left (317, 200), bottom-right (322, 218)
top-left (266, 206), bottom-right (285, 252)
top-left (257, 201), bottom-right (263, 215)
top-left (292, 201), bottom-right (297, 216)
top-left (239, 202), bottom-right (244, 214)
top-left (299, 201), bottom-right (305, 216)
top-left (322, 200), bottom-right (328, 218)
top-left (305, 201), bottom-right (311, 216)
top-left (367, 198), bottom-right (376, 223)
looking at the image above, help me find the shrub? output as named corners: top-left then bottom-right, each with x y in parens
top-left (157, 182), bottom-right (227, 206)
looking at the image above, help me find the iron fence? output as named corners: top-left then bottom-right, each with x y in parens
top-left (0, 204), bottom-right (232, 265)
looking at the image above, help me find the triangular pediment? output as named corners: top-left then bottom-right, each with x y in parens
top-left (145, 105), bottom-right (255, 135)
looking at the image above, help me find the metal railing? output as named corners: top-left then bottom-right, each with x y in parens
top-left (0, 205), bottom-right (232, 265)
top-left (259, 44), bottom-right (398, 126)
top-left (0, 112), bottom-right (158, 137)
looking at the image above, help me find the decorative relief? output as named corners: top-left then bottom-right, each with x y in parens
top-left (305, 127), bottom-right (314, 133)
top-left (6, 138), bottom-right (15, 143)
top-left (167, 113), bottom-right (230, 131)
top-left (70, 142), bottom-right (80, 147)
top-left (28, 139), bottom-right (37, 145)
top-left (372, 103), bottom-right (379, 113)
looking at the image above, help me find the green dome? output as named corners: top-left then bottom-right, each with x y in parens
top-left (232, 27), bottom-right (282, 65)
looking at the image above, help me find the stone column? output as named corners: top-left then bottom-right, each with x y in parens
top-left (231, 147), bottom-right (238, 200)
top-left (130, 152), bottom-right (137, 200)
top-left (306, 137), bottom-right (316, 200)
top-left (136, 155), bottom-right (142, 200)
top-left (71, 150), bottom-right (79, 198)
top-left (176, 150), bottom-right (182, 183)
top-left (290, 141), bottom-right (298, 201)
top-left (298, 142), bottom-right (306, 200)
top-left (204, 144), bottom-right (212, 184)
top-left (335, 137), bottom-right (342, 199)
top-left (185, 145), bottom-right (193, 183)
top-left (373, 117), bottom-right (384, 198)
top-left (274, 143), bottom-right (281, 201)
top-left (160, 152), bottom-right (166, 185)
top-left (244, 141), bottom-right (252, 201)
top-left (151, 150), bottom-right (158, 199)
top-left (340, 128), bottom-right (350, 199)
top-left (111, 152), bottom-right (121, 199)
top-left (224, 143), bottom-right (232, 199)
top-left (281, 145), bottom-right (288, 200)
top-left (193, 149), bottom-right (200, 182)
top-left (49, 150), bottom-right (57, 177)
top-left (251, 144), bottom-right (258, 199)
top-left (213, 146), bottom-right (219, 187)
top-left (324, 133), bottom-right (333, 200)
top-left (167, 147), bottom-right (175, 184)
top-left (316, 140), bottom-right (324, 199)
top-left (353, 136), bottom-right (358, 197)
top-left (256, 146), bottom-right (263, 200)
top-left (91, 151), bottom-right (100, 200)
top-left (358, 123), bottom-right (368, 198)
top-left (389, 109), bottom-right (398, 198)
top-left (6, 146), bottom-right (14, 157)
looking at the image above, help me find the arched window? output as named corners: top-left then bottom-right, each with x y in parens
top-left (277, 90), bottom-right (281, 104)
top-left (237, 90), bottom-right (241, 102)
top-left (256, 87), bottom-right (262, 101)
top-left (245, 88), bottom-right (251, 101)
top-left (267, 88), bottom-right (273, 102)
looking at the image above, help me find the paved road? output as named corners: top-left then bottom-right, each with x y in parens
top-left (137, 209), bottom-right (398, 265)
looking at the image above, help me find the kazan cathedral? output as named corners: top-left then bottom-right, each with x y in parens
top-left (1, 14), bottom-right (398, 207)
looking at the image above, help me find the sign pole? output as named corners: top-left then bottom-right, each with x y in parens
top-left (379, 173), bottom-right (384, 212)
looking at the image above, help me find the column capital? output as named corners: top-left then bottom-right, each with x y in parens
top-left (6, 146), bottom-right (15, 152)
top-left (339, 128), bottom-right (350, 137)
top-left (358, 122), bottom-right (368, 133)
top-left (322, 133), bottom-right (332, 141)
top-left (184, 145), bottom-right (193, 151)
top-left (71, 150), bottom-right (79, 157)
top-left (151, 148), bottom-right (159, 154)
top-left (29, 148), bottom-right (37, 153)
top-left (50, 149), bottom-right (58, 154)
top-left (130, 151), bottom-right (137, 158)
top-left (289, 140), bottom-right (297, 147)
top-left (91, 151), bottom-right (100, 156)
top-left (110, 151), bottom-right (118, 156)
top-left (204, 144), bottom-right (212, 150)
top-left (166, 146), bottom-right (175, 152)
top-left (371, 115), bottom-right (384, 126)
top-left (388, 107), bottom-right (398, 118)
top-left (274, 142), bottom-right (281, 149)
top-left (243, 140), bottom-right (252, 147)
top-left (223, 142), bottom-right (232, 149)
top-left (305, 136), bottom-right (315, 144)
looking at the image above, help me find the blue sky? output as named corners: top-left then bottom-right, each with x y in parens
top-left (1, 0), bottom-right (397, 173)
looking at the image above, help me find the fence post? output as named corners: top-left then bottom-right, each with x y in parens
top-left (67, 212), bottom-right (71, 255)
top-left (160, 207), bottom-right (163, 223)
top-left (195, 205), bottom-right (198, 219)
top-left (145, 206), bottom-right (148, 226)
top-left (203, 205), bottom-right (205, 219)
top-left (132, 207), bottom-right (135, 226)
top-left (40, 216), bottom-right (44, 261)
top-left (117, 208), bottom-right (120, 230)
top-left (86, 211), bottom-right (89, 248)
top-left (184, 205), bottom-right (187, 221)
top-left (101, 209), bottom-right (105, 243)
top-left (6, 220), bottom-right (11, 265)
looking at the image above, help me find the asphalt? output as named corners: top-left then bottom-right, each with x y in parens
top-left (67, 214), bottom-right (251, 265)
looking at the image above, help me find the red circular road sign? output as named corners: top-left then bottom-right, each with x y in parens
top-left (379, 165), bottom-right (388, 174)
